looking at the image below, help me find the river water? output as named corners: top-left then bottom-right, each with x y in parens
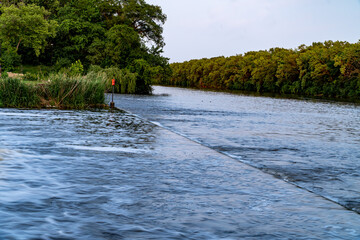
top-left (0, 86), bottom-right (359, 239)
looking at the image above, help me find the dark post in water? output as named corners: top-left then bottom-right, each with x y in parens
top-left (110, 78), bottom-right (115, 109)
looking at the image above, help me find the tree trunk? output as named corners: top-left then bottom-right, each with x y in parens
top-left (16, 39), bottom-right (22, 52)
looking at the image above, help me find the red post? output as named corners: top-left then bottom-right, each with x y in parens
top-left (110, 79), bottom-right (115, 109)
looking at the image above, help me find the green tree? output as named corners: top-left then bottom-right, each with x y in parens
top-left (334, 41), bottom-right (360, 97)
top-left (273, 48), bottom-right (299, 94)
top-left (128, 59), bottom-right (154, 94)
top-left (98, 0), bottom-right (167, 49)
top-left (52, 0), bottom-right (105, 65)
top-left (0, 3), bottom-right (58, 56)
top-left (251, 50), bottom-right (277, 92)
top-left (88, 24), bottom-right (142, 67)
top-left (1, 0), bottom-right (60, 13)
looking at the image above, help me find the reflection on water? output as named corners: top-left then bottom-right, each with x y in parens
top-left (0, 102), bottom-right (360, 239)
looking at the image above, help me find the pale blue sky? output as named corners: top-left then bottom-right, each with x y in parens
top-left (147, 0), bottom-right (360, 63)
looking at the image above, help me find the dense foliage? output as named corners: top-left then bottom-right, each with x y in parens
top-left (165, 41), bottom-right (360, 100)
top-left (0, 0), bottom-right (170, 94)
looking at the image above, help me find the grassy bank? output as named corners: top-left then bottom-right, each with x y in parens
top-left (0, 73), bottom-right (106, 109)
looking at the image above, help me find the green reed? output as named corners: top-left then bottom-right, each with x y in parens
top-left (0, 73), bottom-right (106, 109)
top-left (0, 78), bottom-right (40, 108)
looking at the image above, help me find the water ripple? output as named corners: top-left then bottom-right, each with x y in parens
top-left (1, 104), bottom-right (360, 239)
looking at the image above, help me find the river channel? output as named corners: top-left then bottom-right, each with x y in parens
top-left (0, 86), bottom-right (359, 239)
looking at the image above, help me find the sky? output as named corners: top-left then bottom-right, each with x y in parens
top-left (147, 0), bottom-right (360, 63)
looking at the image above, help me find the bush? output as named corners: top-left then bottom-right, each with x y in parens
top-left (54, 58), bottom-right (72, 72)
top-left (69, 60), bottom-right (84, 76)
top-left (0, 47), bottom-right (21, 72)
top-left (23, 72), bottom-right (39, 81)
top-left (88, 65), bottom-right (103, 73)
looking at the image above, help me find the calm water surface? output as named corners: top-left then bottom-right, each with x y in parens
top-left (0, 86), bottom-right (359, 239)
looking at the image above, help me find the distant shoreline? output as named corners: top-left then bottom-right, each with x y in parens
top-left (161, 40), bottom-right (360, 103)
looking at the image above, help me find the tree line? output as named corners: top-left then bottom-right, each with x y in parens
top-left (162, 41), bottom-right (360, 100)
top-left (0, 0), bottom-right (171, 94)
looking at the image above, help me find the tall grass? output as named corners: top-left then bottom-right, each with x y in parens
top-left (0, 73), bottom-right (106, 109)
top-left (0, 78), bottom-right (39, 108)
top-left (87, 66), bottom-right (138, 94)
top-left (39, 73), bottom-right (106, 109)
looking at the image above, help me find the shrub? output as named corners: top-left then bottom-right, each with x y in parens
top-left (0, 46), bottom-right (21, 72)
top-left (88, 65), bottom-right (103, 73)
top-left (69, 60), bottom-right (84, 76)
top-left (54, 58), bottom-right (72, 72)
top-left (23, 72), bottom-right (39, 81)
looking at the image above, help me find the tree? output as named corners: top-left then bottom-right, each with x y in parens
top-left (1, 0), bottom-right (60, 14)
top-left (251, 50), bottom-right (277, 92)
top-left (88, 24), bottom-right (142, 67)
top-left (51, 0), bottom-right (105, 65)
top-left (98, 0), bottom-right (167, 49)
top-left (129, 58), bottom-right (154, 94)
top-left (0, 3), bottom-right (58, 57)
top-left (274, 48), bottom-right (299, 93)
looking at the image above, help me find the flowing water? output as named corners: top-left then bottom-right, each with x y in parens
top-left (116, 86), bottom-right (360, 214)
top-left (0, 86), bottom-right (359, 239)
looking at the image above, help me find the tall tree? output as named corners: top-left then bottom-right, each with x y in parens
top-left (98, 0), bottom-right (166, 49)
top-left (50, 0), bottom-right (105, 65)
top-left (0, 3), bottom-right (58, 56)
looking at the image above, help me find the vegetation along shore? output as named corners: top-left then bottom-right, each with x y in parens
top-left (160, 41), bottom-right (360, 102)
top-left (0, 0), bottom-right (171, 109)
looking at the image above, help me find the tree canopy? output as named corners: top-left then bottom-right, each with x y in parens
top-left (0, 3), bottom-right (57, 56)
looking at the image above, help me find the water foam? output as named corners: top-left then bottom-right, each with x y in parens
top-left (0, 112), bottom-right (46, 117)
top-left (66, 145), bottom-right (149, 154)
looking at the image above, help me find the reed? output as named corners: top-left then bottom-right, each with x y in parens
top-left (88, 66), bottom-right (139, 94)
top-left (0, 78), bottom-right (39, 108)
top-left (38, 73), bottom-right (106, 109)
top-left (0, 73), bottom-right (106, 109)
